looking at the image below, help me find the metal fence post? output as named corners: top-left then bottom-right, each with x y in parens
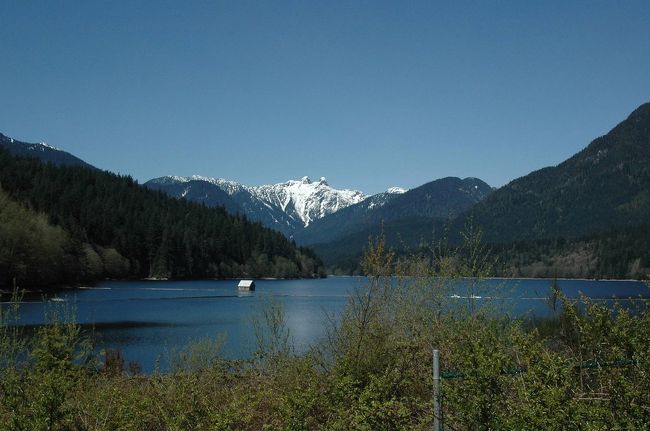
top-left (433, 348), bottom-right (441, 431)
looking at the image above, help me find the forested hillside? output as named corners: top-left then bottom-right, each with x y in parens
top-left (458, 102), bottom-right (650, 243)
top-left (0, 149), bottom-right (324, 289)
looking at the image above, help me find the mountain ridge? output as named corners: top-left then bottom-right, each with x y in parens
top-left (460, 102), bottom-right (650, 244)
top-left (0, 133), bottom-right (96, 170)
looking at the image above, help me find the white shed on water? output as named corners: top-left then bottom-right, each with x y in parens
top-left (238, 280), bottom-right (256, 291)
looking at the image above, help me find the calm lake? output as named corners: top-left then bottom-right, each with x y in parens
top-left (6, 277), bottom-right (649, 372)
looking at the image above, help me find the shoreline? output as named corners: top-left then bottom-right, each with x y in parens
top-left (2, 274), bottom-right (645, 296)
top-left (0, 274), bottom-right (327, 295)
top-left (487, 276), bottom-right (646, 283)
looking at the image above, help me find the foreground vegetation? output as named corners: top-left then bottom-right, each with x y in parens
top-left (1, 232), bottom-right (649, 430)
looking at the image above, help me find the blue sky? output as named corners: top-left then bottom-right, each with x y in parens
top-left (1, 1), bottom-right (649, 194)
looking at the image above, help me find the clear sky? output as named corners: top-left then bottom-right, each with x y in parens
top-left (1, 1), bottom-right (649, 195)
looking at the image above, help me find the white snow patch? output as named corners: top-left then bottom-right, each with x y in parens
top-left (39, 142), bottom-right (60, 150)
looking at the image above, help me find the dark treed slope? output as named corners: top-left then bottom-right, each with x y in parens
top-left (309, 217), bottom-right (439, 274)
top-left (0, 149), bottom-right (324, 289)
top-left (295, 177), bottom-right (492, 245)
top-left (0, 133), bottom-right (96, 170)
top-left (461, 102), bottom-right (650, 243)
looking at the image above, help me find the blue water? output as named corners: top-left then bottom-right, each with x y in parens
top-left (5, 277), bottom-right (648, 372)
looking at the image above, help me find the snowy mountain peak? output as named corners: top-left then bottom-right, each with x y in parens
top-left (386, 186), bottom-right (407, 194)
top-left (251, 176), bottom-right (366, 227)
top-left (39, 141), bottom-right (60, 150)
top-left (146, 174), bottom-right (367, 229)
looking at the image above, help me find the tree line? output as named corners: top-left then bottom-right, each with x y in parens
top-left (319, 218), bottom-right (650, 280)
top-left (490, 223), bottom-right (650, 279)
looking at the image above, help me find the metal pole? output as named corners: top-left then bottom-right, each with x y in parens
top-left (433, 348), bottom-right (441, 431)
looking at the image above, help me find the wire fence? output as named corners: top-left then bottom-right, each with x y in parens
top-left (440, 357), bottom-right (646, 379)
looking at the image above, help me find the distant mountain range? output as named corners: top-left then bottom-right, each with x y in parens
top-left (0, 132), bottom-right (495, 244)
top-left (145, 174), bottom-right (494, 242)
top-left (145, 175), bottom-right (369, 236)
top-left (3, 101), bottom-right (649, 279)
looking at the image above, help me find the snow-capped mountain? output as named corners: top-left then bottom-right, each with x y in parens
top-left (145, 175), bottom-right (367, 236)
top-left (251, 176), bottom-right (365, 227)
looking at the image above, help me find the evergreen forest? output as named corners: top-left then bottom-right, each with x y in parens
top-left (0, 149), bottom-right (324, 290)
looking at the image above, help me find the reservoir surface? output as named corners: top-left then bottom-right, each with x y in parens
top-left (6, 277), bottom-right (648, 372)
